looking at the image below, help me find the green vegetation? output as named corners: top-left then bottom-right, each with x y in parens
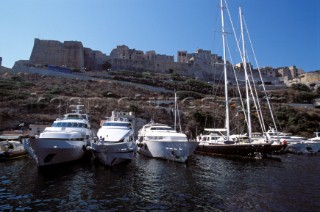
top-left (0, 78), bottom-right (34, 101)
top-left (291, 83), bottom-right (311, 92)
top-left (316, 86), bottom-right (320, 96)
top-left (176, 91), bottom-right (204, 100)
top-left (0, 70), bottom-right (319, 137)
top-left (185, 79), bottom-right (212, 92)
top-left (275, 107), bottom-right (319, 136)
top-left (294, 91), bottom-right (316, 103)
top-left (110, 70), bottom-right (143, 78)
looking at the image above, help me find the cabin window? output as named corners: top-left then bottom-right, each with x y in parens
top-left (72, 123), bottom-right (79, 127)
top-left (103, 123), bottom-right (130, 127)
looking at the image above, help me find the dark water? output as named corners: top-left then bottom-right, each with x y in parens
top-left (1, 153), bottom-right (320, 211)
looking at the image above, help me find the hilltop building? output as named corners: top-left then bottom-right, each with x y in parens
top-left (234, 62), bottom-right (254, 72)
top-left (109, 45), bottom-right (234, 81)
top-left (14, 38), bottom-right (108, 71)
top-left (11, 38), bottom-right (316, 87)
top-left (260, 66), bottom-right (277, 78)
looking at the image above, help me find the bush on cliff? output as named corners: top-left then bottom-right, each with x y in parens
top-left (291, 83), bottom-right (311, 92)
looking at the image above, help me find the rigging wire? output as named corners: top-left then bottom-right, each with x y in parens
top-left (242, 16), bottom-right (279, 132)
top-left (225, 39), bottom-right (248, 128)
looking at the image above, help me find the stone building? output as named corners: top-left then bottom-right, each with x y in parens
top-left (277, 66), bottom-right (303, 80)
top-left (28, 38), bottom-right (108, 71)
top-left (177, 51), bottom-right (188, 63)
top-left (108, 45), bottom-right (174, 73)
top-left (29, 39), bottom-right (84, 69)
top-left (12, 38), bottom-right (310, 86)
top-left (276, 66), bottom-right (306, 85)
top-left (0, 57), bottom-right (2, 66)
top-left (260, 66), bottom-right (277, 78)
top-left (299, 71), bottom-right (320, 86)
top-left (177, 49), bottom-right (222, 66)
top-left (110, 45), bottom-right (144, 61)
top-left (234, 62), bottom-right (254, 72)
top-left (145, 51), bottom-right (173, 63)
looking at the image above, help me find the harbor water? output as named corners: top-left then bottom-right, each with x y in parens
top-left (1, 153), bottom-right (320, 211)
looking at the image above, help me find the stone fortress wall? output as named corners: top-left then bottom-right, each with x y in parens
top-left (299, 71), bottom-right (320, 85)
top-left (29, 38), bottom-right (107, 71)
top-left (12, 38), bottom-right (318, 86)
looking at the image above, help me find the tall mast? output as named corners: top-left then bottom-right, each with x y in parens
top-left (221, 0), bottom-right (229, 140)
top-left (174, 91), bottom-right (177, 131)
top-left (239, 6), bottom-right (252, 141)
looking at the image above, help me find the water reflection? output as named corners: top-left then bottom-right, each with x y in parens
top-left (1, 154), bottom-right (320, 211)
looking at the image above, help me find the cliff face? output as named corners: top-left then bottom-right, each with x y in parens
top-left (29, 38), bottom-right (107, 71)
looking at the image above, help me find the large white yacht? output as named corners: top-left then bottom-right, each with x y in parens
top-left (137, 121), bottom-right (198, 163)
top-left (263, 127), bottom-right (305, 144)
top-left (285, 132), bottom-right (320, 154)
top-left (91, 111), bottom-right (136, 166)
top-left (306, 132), bottom-right (320, 152)
top-left (23, 105), bottom-right (94, 167)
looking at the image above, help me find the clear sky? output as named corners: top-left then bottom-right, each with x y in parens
top-left (0, 0), bottom-right (319, 72)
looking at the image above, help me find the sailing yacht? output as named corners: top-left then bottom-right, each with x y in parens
top-left (91, 111), bottom-right (136, 166)
top-left (23, 105), bottom-right (94, 167)
top-left (137, 93), bottom-right (198, 162)
top-left (196, 0), bottom-right (286, 158)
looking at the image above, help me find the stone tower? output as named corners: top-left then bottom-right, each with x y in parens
top-left (29, 38), bottom-right (85, 70)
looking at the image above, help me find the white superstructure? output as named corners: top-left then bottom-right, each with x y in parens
top-left (91, 111), bottom-right (136, 166)
top-left (137, 122), bottom-right (198, 163)
top-left (285, 132), bottom-right (320, 154)
top-left (23, 105), bottom-right (94, 167)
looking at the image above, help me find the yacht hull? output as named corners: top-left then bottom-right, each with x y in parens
top-left (196, 143), bottom-right (286, 158)
top-left (285, 142), bottom-right (320, 154)
top-left (24, 138), bottom-right (87, 167)
top-left (91, 142), bottom-right (136, 166)
top-left (138, 141), bottom-right (198, 163)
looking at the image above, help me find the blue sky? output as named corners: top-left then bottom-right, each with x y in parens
top-left (0, 0), bottom-right (319, 72)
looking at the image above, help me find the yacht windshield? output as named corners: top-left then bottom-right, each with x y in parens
top-left (66, 114), bottom-right (82, 119)
top-left (150, 127), bottom-right (172, 130)
top-left (103, 122), bottom-right (130, 127)
top-left (52, 122), bottom-right (88, 128)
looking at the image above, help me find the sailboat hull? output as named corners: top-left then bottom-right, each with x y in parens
top-left (196, 143), bottom-right (286, 158)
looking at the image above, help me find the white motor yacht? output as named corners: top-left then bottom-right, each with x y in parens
top-left (137, 122), bottom-right (198, 163)
top-left (264, 127), bottom-right (305, 144)
top-left (286, 132), bottom-right (320, 154)
top-left (306, 132), bottom-right (320, 152)
top-left (91, 111), bottom-right (136, 166)
top-left (23, 105), bottom-right (94, 167)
